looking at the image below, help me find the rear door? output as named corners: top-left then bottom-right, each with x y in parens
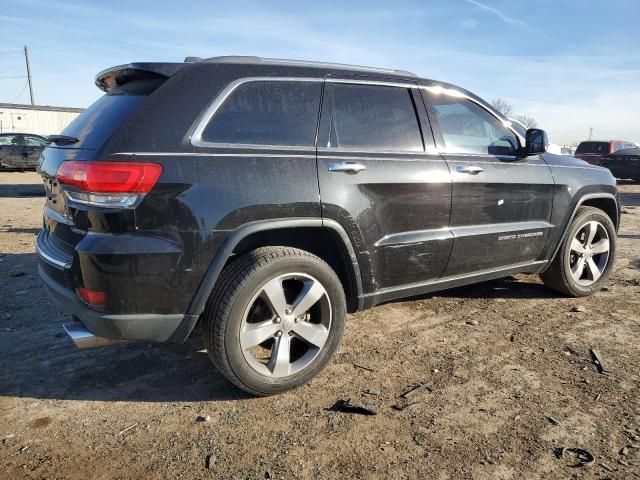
top-left (316, 78), bottom-right (452, 292)
top-left (421, 87), bottom-right (554, 276)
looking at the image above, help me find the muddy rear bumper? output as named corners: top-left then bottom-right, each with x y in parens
top-left (36, 229), bottom-right (198, 343)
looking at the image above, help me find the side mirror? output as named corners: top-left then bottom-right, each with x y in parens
top-left (525, 128), bottom-right (548, 155)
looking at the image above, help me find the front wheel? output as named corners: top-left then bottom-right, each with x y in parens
top-left (203, 247), bottom-right (346, 396)
top-left (541, 206), bottom-right (616, 296)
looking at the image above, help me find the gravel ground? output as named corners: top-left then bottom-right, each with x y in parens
top-left (0, 171), bottom-right (639, 480)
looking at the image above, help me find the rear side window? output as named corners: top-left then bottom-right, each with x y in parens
top-left (329, 84), bottom-right (423, 151)
top-left (201, 81), bottom-right (322, 147)
top-left (576, 142), bottom-right (609, 154)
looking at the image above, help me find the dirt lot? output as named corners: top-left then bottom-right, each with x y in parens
top-left (0, 171), bottom-right (639, 480)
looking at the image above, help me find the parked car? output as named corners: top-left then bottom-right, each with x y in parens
top-left (575, 140), bottom-right (636, 165)
top-left (561, 146), bottom-right (575, 156)
top-left (0, 133), bottom-right (50, 170)
top-left (37, 56), bottom-right (620, 395)
top-left (599, 147), bottom-right (640, 182)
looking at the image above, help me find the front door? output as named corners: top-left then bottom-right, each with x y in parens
top-left (316, 78), bottom-right (452, 293)
top-left (421, 87), bottom-right (555, 277)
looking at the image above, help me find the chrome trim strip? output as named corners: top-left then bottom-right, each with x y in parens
top-left (318, 154), bottom-right (444, 163)
top-left (451, 221), bottom-right (553, 238)
top-left (36, 233), bottom-right (71, 270)
top-left (325, 78), bottom-right (417, 89)
top-left (44, 205), bottom-right (73, 226)
top-left (112, 152), bottom-right (316, 158)
top-left (190, 76), bottom-right (323, 150)
top-left (375, 228), bottom-right (453, 247)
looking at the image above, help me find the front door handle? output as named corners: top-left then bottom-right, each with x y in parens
top-left (327, 162), bottom-right (367, 174)
top-left (456, 165), bottom-right (484, 175)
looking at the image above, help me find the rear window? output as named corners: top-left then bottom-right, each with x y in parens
top-left (201, 81), bottom-right (322, 147)
top-left (576, 141), bottom-right (609, 154)
top-left (60, 78), bottom-right (163, 149)
top-left (61, 95), bottom-right (147, 149)
top-left (329, 84), bottom-right (423, 151)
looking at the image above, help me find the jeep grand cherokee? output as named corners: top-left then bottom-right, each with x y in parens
top-left (37, 56), bottom-right (620, 395)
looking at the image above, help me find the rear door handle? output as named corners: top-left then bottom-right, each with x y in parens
top-left (456, 165), bottom-right (484, 175)
top-left (327, 162), bottom-right (367, 174)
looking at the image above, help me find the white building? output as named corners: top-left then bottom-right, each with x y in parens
top-left (0, 103), bottom-right (84, 136)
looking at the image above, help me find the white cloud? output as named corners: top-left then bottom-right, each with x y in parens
top-left (465, 0), bottom-right (528, 29)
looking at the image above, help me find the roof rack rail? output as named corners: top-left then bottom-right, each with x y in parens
top-left (194, 55), bottom-right (416, 77)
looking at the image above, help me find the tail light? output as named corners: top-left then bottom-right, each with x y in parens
top-left (56, 161), bottom-right (162, 208)
top-left (77, 287), bottom-right (107, 307)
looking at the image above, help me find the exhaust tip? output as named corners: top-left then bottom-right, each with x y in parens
top-left (63, 322), bottom-right (126, 349)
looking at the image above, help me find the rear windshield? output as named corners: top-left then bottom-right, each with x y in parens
top-left (576, 141), bottom-right (609, 154)
top-left (59, 78), bottom-right (163, 149)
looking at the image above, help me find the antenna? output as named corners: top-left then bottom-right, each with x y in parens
top-left (588, 127), bottom-right (593, 140)
top-left (24, 45), bottom-right (35, 105)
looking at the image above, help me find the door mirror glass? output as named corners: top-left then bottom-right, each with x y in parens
top-left (525, 128), bottom-right (548, 155)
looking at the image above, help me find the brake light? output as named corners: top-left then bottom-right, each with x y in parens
top-left (56, 161), bottom-right (162, 208)
top-left (77, 287), bottom-right (107, 307)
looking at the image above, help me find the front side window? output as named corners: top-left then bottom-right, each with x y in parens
top-left (329, 84), bottom-right (423, 151)
top-left (427, 94), bottom-right (518, 156)
top-left (202, 80), bottom-right (322, 147)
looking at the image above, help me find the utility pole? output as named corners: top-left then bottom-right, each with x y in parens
top-left (24, 45), bottom-right (35, 105)
top-left (588, 127), bottom-right (593, 141)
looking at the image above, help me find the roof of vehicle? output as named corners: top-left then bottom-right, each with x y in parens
top-left (96, 56), bottom-right (421, 91)
top-left (94, 56), bottom-right (502, 121)
top-left (612, 147), bottom-right (640, 155)
top-left (195, 55), bottom-right (417, 77)
top-left (0, 132), bottom-right (49, 138)
top-left (578, 140), bottom-right (634, 144)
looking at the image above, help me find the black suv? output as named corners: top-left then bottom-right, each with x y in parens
top-left (37, 56), bottom-right (620, 395)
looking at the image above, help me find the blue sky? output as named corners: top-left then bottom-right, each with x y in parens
top-left (1, 0), bottom-right (638, 144)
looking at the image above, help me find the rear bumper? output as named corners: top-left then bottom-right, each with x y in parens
top-left (36, 229), bottom-right (198, 343)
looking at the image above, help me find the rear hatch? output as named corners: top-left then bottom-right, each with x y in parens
top-left (39, 63), bottom-right (184, 252)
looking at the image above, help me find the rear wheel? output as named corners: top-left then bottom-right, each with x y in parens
top-left (541, 206), bottom-right (616, 296)
top-left (203, 247), bottom-right (346, 396)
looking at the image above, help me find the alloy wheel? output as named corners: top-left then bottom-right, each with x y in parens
top-left (239, 273), bottom-right (332, 378)
top-left (568, 220), bottom-right (610, 286)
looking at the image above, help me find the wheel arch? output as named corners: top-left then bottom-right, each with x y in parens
top-left (546, 192), bottom-right (619, 266)
top-left (186, 218), bottom-right (364, 320)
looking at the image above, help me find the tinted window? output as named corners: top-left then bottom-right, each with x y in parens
top-left (25, 136), bottom-right (49, 147)
top-left (575, 141), bottom-right (609, 154)
top-left (427, 94), bottom-right (518, 156)
top-left (329, 84), bottom-right (423, 151)
top-left (202, 81), bottom-right (322, 146)
top-left (62, 94), bottom-right (147, 149)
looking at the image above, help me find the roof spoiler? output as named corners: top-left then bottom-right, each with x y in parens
top-left (95, 63), bottom-right (186, 92)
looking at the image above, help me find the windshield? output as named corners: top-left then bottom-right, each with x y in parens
top-left (576, 141), bottom-right (609, 154)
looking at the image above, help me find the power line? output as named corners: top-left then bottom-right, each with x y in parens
top-left (7, 80), bottom-right (29, 103)
top-left (0, 75), bottom-right (28, 80)
top-left (0, 49), bottom-right (23, 55)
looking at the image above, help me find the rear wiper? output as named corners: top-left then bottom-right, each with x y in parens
top-left (47, 135), bottom-right (79, 146)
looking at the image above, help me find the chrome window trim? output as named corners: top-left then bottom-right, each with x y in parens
top-left (325, 78), bottom-right (417, 89)
top-left (112, 152), bottom-right (316, 158)
top-left (419, 85), bottom-right (526, 147)
top-left (190, 77), bottom-right (323, 150)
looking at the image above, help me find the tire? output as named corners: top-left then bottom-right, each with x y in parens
top-left (202, 246), bottom-right (347, 396)
top-left (541, 206), bottom-right (616, 297)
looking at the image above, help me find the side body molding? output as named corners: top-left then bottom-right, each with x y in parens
top-left (185, 217), bottom-right (364, 319)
